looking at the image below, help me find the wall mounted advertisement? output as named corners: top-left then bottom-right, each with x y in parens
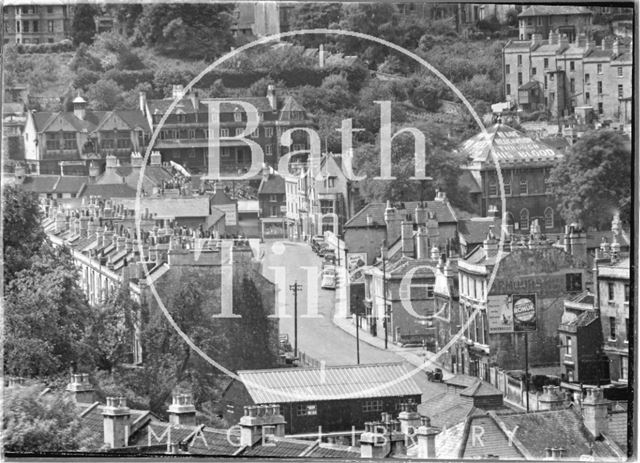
top-left (487, 294), bottom-right (513, 334)
top-left (512, 294), bottom-right (537, 332)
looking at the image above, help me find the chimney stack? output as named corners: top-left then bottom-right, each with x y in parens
top-left (532, 33), bottom-right (543, 47)
top-left (360, 422), bottom-right (390, 458)
top-left (549, 30), bottom-right (559, 45)
top-left (66, 373), bottom-right (94, 404)
top-left (384, 201), bottom-right (402, 245)
top-left (398, 402), bottom-right (421, 437)
top-left (538, 385), bottom-right (565, 411)
top-left (582, 387), bottom-right (609, 438)
top-left (266, 85), bottom-right (276, 111)
top-left (130, 151), bottom-right (145, 169)
top-left (416, 416), bottom-right (438, 459)
top-left (576, 32), bottom-right (587, 48)
top-left (239, 404), bottom-right (286, 448)
top-left (568, 224), bottom-right (587, 264)
top-left (150, 150), bottom-right (162, 166)
top-left (416, 226), bottom-right (429, 260)
top-left (414, 204), bottom-right (428, 226)
top-left (168, 392), bottom-right (197, 427)
top-left (102, 397), bottom-right (131, 449)
top-left (401, 221), bottom-right (414, 257)
top-left (139, 91), bottom-right (147, 113)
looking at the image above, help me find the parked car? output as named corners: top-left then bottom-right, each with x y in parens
top-left (426, 368), bottom-right (443, 382)
top-left (321, 271), bottom-right (336, 289)
top-left (311, 236), bottom-right (325, 253)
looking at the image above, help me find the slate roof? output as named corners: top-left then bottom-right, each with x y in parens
top-left (306, 444), bottom-right (360, 458)
top-left (187, 427), bottom-right (242, 455)
top-left (78, 183), bottom-right (138, 198)
top-left (147, 97), bottom-right (276, 114)
top-left (497, 408), bottom-right (620, 459)
top-left (54, 176), bottom-right (87, 194)
top-left (418, 391), bottom-right (480, 429)
top-left (118, 197), bottom-right (211, 218)
top-left (458, 217), bottom-right (502, 246)
top-left (606, 411), bottom-right (628, 453)
top-left (239, 438), bottom-right (312, 457)
top-left (210, 189), bottom-right (234, 205)
top-left (519, 5), bottom-right (592, 17)
top-left (519, 80), bottom-right (541, 91)
top-left (17, 175), bottom-right (61, 194)
top-left (237, 363), bottom-right (421, 404)
top-left (459, 123), bottom-right (562, 166)
top-left (258, 173), bottom-right (286, 195)
top-left (31, 110), bottom-right (149, 133)
top-left (345, 200), bottom-right (457, 229)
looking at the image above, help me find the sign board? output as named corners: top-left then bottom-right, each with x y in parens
top-left (512, 294), bottom-right (537, 332)
top-left (216, 204), bottom-right (237, 226)
top-left (347, 252), bottom-right (367, 283)
top-left (487, 295), bottom-right (513, 334)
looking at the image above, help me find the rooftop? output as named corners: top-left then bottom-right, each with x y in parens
top-left (519, 5), bottom-right (592, 17)
top-left (460, 123), bottom-right (562, 166)
top-left (345, 199), bottom-right (457, 229)
top-left (237, 363), bottom-right (422, 404)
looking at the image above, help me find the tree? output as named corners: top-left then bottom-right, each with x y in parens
top-left (70, 4), bottom-right (97, 46)
top-left (69, 43), bottom-right (103, 73)
top-left (3, 386), bottom-right (101, 452)
top-left (549, 130), bottom-right (631, 230)
top-left (288, 3), bottom-right (343, 47)
top-left (354, 123), bottom-right (472, 210)
top-left (225, 277), bottom-right (279, 371)
top-left (134, 4), bottom-right (234, 60)
top-left (86, 286), bottom-right (139, 372)
top-left (4, 247), bottom-right (95, 377)
top-left (86, 78), bottom-right (125, 110)
top-left (3, 186), bottom-right (46, 283)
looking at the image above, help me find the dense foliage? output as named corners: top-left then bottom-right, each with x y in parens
top-left (3, 386), bottom-right (102, 452)
top-left (549, 130), bottom-right (632, 230)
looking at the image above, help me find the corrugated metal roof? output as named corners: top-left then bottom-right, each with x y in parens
top-left (238, 363), bottom-right (421, 403)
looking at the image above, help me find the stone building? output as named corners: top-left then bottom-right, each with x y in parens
top-left (3, 4), bottom-right (73, 44)
top-left (517, 5), bottom-right (592, 41)
top-left (344, 195), bottom-right (458, 266)
top-left (596, 249), bottom-right (630, 385)
top-left (459, 123), bottom-right (564, 233)
top-left (23, 95), bottom-right (150, 175)
top-left (503, 32), bottom-right (632, 122)
top-left (140, 85), bottom-right (313, 175)
top-left (453, 222), bottom-right (589, 381)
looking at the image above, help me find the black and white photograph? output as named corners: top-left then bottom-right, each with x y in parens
top-left (1, 1), bottom-right (635, 460)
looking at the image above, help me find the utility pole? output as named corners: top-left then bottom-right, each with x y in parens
top-left (524, 331), bottom-right (530, 412)
top-left (356, 311), bottom-right (360, 365)
top-left (381, 245), bottom-right (389, 350)
top-left (290, 281), bottom-right (302, 358)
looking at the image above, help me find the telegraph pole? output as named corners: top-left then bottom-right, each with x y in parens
top-left (524, 331), bottom-right (530, 412)
top-left (356, 311), bottom-right (360, 364)
top-left (381, 245), bottom-right (389, 350)
top-left (290, 281), bottom-right (302, 358)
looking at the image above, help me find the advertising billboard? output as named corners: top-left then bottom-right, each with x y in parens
top-left (512, 294), bottom-right (537, 332)
top-left (487, 294), bottom-right (513, 334)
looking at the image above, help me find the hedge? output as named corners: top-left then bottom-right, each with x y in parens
top-left (14, 40), bottom-right (74, 54)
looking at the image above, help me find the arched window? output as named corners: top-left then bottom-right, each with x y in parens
top-left (519, 209), bottom-right (530, 230)
top-left (505, 212), bottom-right (515, 225)
top-left (544, 207), bottom-right (554, 229)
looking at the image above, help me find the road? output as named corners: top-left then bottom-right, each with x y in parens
top-left (260, 240), bottom-right (445, 399)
